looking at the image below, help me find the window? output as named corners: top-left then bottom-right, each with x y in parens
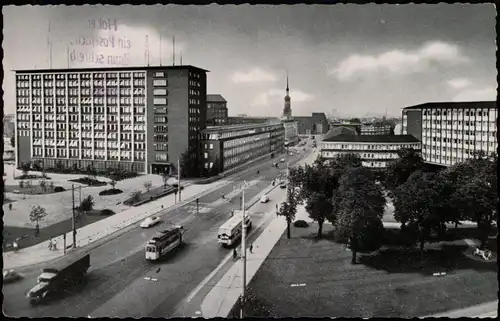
top-left (209, 143), bottom-right (214, 150)
top-left (153, 79), bottom-right (167, 86)
top-left (154, 88), bottom-right (167, 96)
top-left (154, 98), bottom-right (167, 105)
top-left (204, 152), bottom-right (208, 159)
top-left (154, 72), bottom-right (165, 77)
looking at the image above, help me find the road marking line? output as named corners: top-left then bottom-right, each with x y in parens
top-left (144, 277), bottom-right (151, 280)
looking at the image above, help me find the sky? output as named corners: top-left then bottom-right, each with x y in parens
top-left (3, 4), bottom-right (497, 118)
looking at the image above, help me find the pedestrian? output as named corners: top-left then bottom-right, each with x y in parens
top-left (48, 238), bottom-right (53, 251)
top-left (233, 248), bottom-right (238, 260)
top-left (53, 239), bottom-right (58, 250)
top-left (13, 241), bottom-right (19, 252)
top-left (249, 244), bottom-right (253, 254)
top-left (8, 203), bottom-right (12, 210)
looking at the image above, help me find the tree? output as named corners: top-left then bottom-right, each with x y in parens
top-left (39, 179), bottom-right (47, 192)
top-left (393, 170), bottom-right (449, 262)
top-left (333, 167), bottom-right (386, 264)
top-left (10, 136), bottom-right (15, 148)
top-left (162, 172), bottom-right (169, 189)
top-left (110, 178), bottom-right (117, 190)
top-left (305, 192), bottom-right (334, 238)
top-left (277, 187), bottom-right (299, 239)
top-left (179, 147), bottom-right (201, 178)
top-left (49, 181), bottom-right (54, 191)
top-left (20, 162), bottom-right (31, 176)
top-left (30, 205), bottom-right (47, 236)
top-left (350, 118), bottom-right (361, 123)
top-left (79, 195), bottom-right (95, 212)
top-left (144, 181), bottom-right (152, 193)
top-left (130, 191), bottom-right (141, 203)
top-left (384, 147), bottom-right (425, 195)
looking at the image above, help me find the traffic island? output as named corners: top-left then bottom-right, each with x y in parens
top-left (231, 223), bottom-right (498, 318)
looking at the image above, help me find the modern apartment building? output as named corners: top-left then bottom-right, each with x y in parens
top-left (402, 101), bottom-right (497, 167)
top-left (206, 94), bottom-right (228, 126)
top-left (200, 122), bottom-right (285, 173)
top-left (320, 134), bottom-right (421, 169)
top-left (15, 65), bottom-right (208, 174)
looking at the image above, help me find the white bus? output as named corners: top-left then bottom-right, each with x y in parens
top-left (218, 213), bottom-right (252, 247)
top-left (145, 226), bottom-right (185, 260)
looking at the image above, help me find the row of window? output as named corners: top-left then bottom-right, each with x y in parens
top-left (155, 152), bottom-right (168, 162)
top-left (32, 148), bottom-right (146, 160)
top-left (203, 125), bottom-right (281, 141)
top-left (422, 109), bottom-right (493, 117)
top-left (321, 143), bottom-right (420, 150)
top-left (17, 106), bottom-right (146, 114)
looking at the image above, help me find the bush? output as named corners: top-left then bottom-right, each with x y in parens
top-left (98, 188), bottom-right (123, 196)
top-left (293, 220), bottom-right (309, 228)
top-left (69, 177), bottom-right (107, 187)
top-left (54, 186), bottom-right (66, 192)
top-left (100, 209), bottom-right (115, 216)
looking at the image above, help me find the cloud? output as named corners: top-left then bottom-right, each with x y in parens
top-left (330, 41), bottom-right (469, 82)
top-left (452, 87), bottom-right (496, 102)
top-left (231, 68), bottom-right (277, 83)
top-left (447, 78), bottom-right (473, 90)
top-left (251, 88), bottom-right (313, 107)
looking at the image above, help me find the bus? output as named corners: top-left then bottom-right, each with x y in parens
top-left (145, 226), bottom-right (185, 260)
top-left (218, 212), bottom-right (252, 247)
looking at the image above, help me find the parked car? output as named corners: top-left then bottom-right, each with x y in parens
top-left (279, 181), bottom-right (287, 189)
top-left (280, 158), bottom-right (285, 163)
top-left (3, 269), bottom-right (23, 284)
top-left (260, 194), bottom-right (270, 203)
top-left (140, 216), bottom-right (162, 228)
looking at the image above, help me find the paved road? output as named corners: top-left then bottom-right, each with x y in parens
top-left (3, 146), bottom-right (312, 317)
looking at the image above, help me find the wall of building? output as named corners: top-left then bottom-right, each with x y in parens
top-left (165, 69), bottom-right (189, 173)
top-left (402, 109), bottom-right (423, 141)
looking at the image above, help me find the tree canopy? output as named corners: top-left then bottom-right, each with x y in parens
top-left (385, 147), bottom-right (425, 193)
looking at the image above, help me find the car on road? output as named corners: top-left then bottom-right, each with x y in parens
top-left (279, 181), bottom-right (287, 189)
top-left (140, 216), bottom-right (163, 228)
top-left (260, 194), bottom-right (270, 203)
top-left (3, 269), bottom-right (23, 284)
top-left (289, 152), bottom-right (294, 156)
top-left (280, 158), bottom-right (285, 163)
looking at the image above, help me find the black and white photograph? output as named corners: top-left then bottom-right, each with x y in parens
top-left (2, 3), bottom-right (498, 318)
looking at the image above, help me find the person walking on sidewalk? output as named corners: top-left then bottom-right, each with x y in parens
top-left (48, 238), bottom-right (53, 251)
top-left (233, 248), bottom-right (238, 261)
top-left (249, 244), bottom-right (253, 254)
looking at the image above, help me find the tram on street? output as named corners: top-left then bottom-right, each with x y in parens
top-left (145, 225), bottom-right (185, 260)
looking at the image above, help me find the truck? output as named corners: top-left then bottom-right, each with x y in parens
top-left (27, 254), bottom-right (90, 304)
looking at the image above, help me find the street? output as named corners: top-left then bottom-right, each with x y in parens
top-left (3, 147), bottom-right (312, 317)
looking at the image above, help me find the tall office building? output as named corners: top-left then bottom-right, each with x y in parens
top-left (15, 65), bottom-right (208, 174)
top-left (402, 101), bottom-right (497, 167)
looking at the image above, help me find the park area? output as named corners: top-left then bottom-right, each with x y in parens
top-left (231, 223), bottom-right (498, 318)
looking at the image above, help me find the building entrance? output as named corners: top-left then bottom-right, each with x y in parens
top-left (152, 163), bottom-right (171, 175)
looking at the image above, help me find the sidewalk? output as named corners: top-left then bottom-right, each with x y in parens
top-left (3, 179), bottom-right (229, 270)
top-left (201, 151), bottom-right (318, 318)
top-left (428, 300), bottom-right (498, 318)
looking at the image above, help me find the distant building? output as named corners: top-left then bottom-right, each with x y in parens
top-left (402, 101), bottom-right (497, 167)
top-left (360, 121), bottom-right (394, 135)
top-left (320, 134), bottom-right (421, 169)
top-left (330, 121), bottom-right (362, 135)
top-left (206, 94), bottom-right (228, 126)
top-left (394, 123), bottom-right (403, 135)
top-left (200, 122), bottom-right (284, 174)
top-left (227, 116), bottom-right (276, 125)
top-left (294, 112), bottom-right (329, 136)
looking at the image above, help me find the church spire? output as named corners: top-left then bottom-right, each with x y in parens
top-left (286, 70), bottom-right (289, 94)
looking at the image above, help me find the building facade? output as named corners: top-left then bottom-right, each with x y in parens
top-left (402, 101), bottom-right (497, 167)
top-left (295, 112), bottom-right (329, 135)
top-left (330, 121), bottom-right (362, 135)
top-left (15, 65), bottom-right (208, 174)
top-left (320, 134), bottom-right (421, 169)
top-left (360, 122), bottom-right (394, 135)
top-left (200, 122), bottom-right (285, 173)
top-left (206, 94), bottom-right (228, 126)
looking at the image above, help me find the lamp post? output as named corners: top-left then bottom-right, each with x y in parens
top-left (240, 181), bottom-right (249, 319)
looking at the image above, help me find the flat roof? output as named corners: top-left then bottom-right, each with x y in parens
top-left (403, 101), bottom-right (496, 110)
top-left (207, 94), bottom-right (227, 102)
top-left (323, 134), bottom-right (420, 143)
top-left (203, 122), bottom-right (282, 134)
top-left (14, 65), bottom-right (210, 74)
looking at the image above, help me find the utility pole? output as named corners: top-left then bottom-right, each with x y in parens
top-left (71, 184), bottom-right (76, 248)
top-left (240, 189), bottom-right (247, 319)
top-left (177, 159), bottom-right (181, 202)
top-left (79, 186), bottom-right (82, 205)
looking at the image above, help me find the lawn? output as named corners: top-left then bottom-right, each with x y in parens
top-left (230, 223), bottom-right (498, 318)
top-left (68, 177), bottom-right (108, 187)
top-left (5, 184), bottom-right (66, 195)
top-left (2, 209), bottom-right (115, 252)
